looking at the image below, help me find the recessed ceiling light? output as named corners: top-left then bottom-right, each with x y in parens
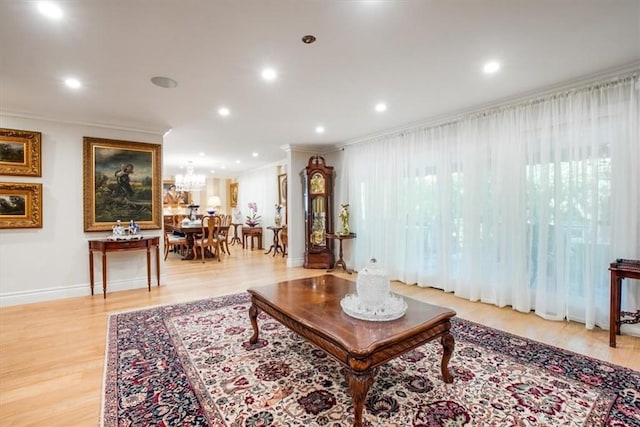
top-left (235, 160), bottom-right (241, 164)
top-left (210, 169), bottom-right (216, 174)
top-left (252, 152), bottom-right (259, 157)
top-left (218, 107), bottom-right (230, 117)
top-left (198, 152), bottom-right (205, 157)
top-left (150, 76), bottom-right (178, 88)
top-left (261, 68), bottom-right (277, 81)
top-left (483, 61), bottom-right (500, 74)
top-left (37, 1), bottom-right (63, 19)
top-left (221, 165), bottom-right (226, 170)
top-left (315, 126), bottom-right (325, 134)
top-left (65, 78), bottom-right (81, 89)
top-left (301, 35), bottom-right (317, 44)
top-left (375, 103), bottom-right (387, 112)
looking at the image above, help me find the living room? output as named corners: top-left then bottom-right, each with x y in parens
top-left (1, 1), bottom-right (639, 426)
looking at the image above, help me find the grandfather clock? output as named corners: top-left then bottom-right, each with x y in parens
top-left (303, 155), bottom-right (335, 269)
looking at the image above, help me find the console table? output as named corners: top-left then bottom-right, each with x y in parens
top-left (88, 236), bottom-right (160, 299)
top-left (609, 258), bottom-right (640, 347)
top-left (326, 232), bottom-right (357, 274)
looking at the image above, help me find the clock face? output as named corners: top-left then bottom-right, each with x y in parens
top-left (310, 172), bottom-right (325, 195)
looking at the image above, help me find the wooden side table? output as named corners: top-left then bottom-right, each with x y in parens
top-left (242, 226), bottom-right (263, 250)
top-left (609, 258), bottom-right (640, 347)
top-left (229, 223), bottom-right (243, 246)
top-left (88, 236), bottom-right (160, 299)
top-left (265, 226), bottom-right (284, 256)
top-left (326, 232), bottom-right (357, 274)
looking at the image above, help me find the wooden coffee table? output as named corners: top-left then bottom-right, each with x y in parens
top-left (247, 275), bottom-right (456, 427)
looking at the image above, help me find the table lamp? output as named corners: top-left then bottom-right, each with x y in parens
top-left (207, 196), bottom-right (221, 215)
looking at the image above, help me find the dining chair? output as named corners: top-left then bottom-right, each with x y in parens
top-left (194, 215), bottom-right (221, 262)
top-left (218, 214), bottom-right (233, 255)
top-left (280, 224), bottom-right (288, 257)
top-left (164, 228), bottom-right (188, 260)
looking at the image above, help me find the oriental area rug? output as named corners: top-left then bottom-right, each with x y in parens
top-left (101, 293), bottom-right (640, 426)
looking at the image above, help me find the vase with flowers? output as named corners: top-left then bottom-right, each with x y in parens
top-left (245, 202), bottom-right (261, 227)
top-left (274, 203), bottom-right (283, 227)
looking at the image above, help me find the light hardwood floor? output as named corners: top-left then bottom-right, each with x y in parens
top-left (1, 246), bottom-right (638, 426)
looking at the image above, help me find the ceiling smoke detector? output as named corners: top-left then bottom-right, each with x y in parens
top-left (301, 35), bottom-right (316, 44)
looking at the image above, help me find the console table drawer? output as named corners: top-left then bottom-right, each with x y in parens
top-left (89, 237), bottom-right (159, 252)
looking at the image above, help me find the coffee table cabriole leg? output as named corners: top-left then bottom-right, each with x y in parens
top-left (441, 332), bottom-right (455, 383)
top-left (343, 367), bottom-right (377, 427)
top-left (249, 303), bottom-right (260, 344)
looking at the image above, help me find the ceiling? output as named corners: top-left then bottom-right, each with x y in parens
top-left (1, 1), bottom-right (638, 179)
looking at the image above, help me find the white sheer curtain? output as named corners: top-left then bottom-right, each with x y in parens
top-left (344, 72), bottom-right (639, 330)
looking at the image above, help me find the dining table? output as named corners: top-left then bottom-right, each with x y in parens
top-left (166, 222), bottom-right (230, 260)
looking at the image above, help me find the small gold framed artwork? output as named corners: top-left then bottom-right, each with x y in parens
top-left (0, 128), bottom-right (42, 177)
top-left (230, 182), bottom-right (238, 207)
top-left (278, 173), bottom-right (287, 206)
top-left (0, 182), bottom-right (43, 229)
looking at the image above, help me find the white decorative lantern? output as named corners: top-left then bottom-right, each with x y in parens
top-left (356, 258), bottom-right (390, 307)
top-left (341, 258), bottom-right (407, 321)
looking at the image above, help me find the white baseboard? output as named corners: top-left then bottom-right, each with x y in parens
top-left (0, 277), bottom-right (155, 307)
top-left (621, 323), bottom-right (640, 338)
top-left (287, 256), bottom-right (304, 268)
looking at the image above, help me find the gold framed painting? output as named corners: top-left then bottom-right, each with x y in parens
top-left (0, 128), bottom-right (42, 177)
top-left (0, 182), bottom-right (43, 229)
top-left (162, 180), bottom-right (190, 206)
top-left (83, 137), bottom-right (162, 232)
top-left (230, 182), bottom-right (238, 208)
top-left (278, 173), bottom-right (287, 206)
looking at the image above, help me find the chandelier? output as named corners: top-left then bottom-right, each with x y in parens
top-left (175, 162), bottom-right (206, 192)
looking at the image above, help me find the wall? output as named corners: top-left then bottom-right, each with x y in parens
top-left (0, 115), bottom-right (163, 306)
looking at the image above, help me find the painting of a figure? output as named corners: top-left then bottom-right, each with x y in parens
top-left (162, 181), bottom-right (190, 205)
top-left (278, 174), bottom-right (287, 206)
top-left (83, 137), bottom-right (162, 231)
top-left (230, 182), bottom-right (238, 207)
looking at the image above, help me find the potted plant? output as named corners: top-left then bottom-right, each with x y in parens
top-left (245, 202), bottom-right (261, 227)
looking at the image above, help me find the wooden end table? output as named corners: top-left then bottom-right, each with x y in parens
top-left (247, 275), bottom-right (456, 427)
top-left (609, 258), bottom-right (640, 347)
top-left (327, 232), bottom-right (356, 274)
top-left (242, 226), bottom-right (263, 250)
top-left (264, 226), bottom-right (284, 256)
top-left (229, 223), bottom-right (243, 246)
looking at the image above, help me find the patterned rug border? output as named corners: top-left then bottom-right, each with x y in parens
top-left (102, 292), bottom-right (640, 426)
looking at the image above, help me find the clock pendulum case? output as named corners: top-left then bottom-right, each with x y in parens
top-left (303, 155), bottom-right (335, 269)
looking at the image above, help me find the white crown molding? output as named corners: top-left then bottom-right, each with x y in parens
top-left (282, 143), bottom-right (341, 156)
top-left (0, 110), bottom-right (168, 136)
top-left (232, 156), bottom-right (287, 180)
